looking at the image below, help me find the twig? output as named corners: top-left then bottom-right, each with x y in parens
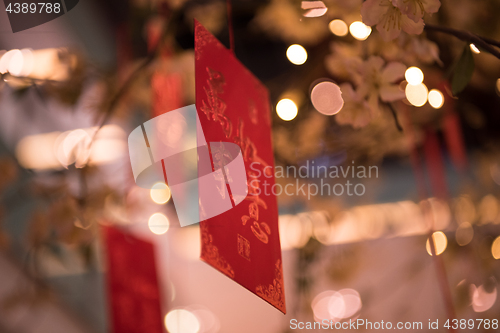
top-left (477, 35), bottom-right (500, 49)
top-left (386, 103), bottom-right (403, 132)
top-left (424, 24), bottom-right (500, 60)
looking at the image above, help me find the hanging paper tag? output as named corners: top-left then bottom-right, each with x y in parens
top-left (152, 72), bottom-right (184, 117)
top-left (103, 225), bottom-right (164, 333)
top-left (195, 20), bottom-right (286, 313)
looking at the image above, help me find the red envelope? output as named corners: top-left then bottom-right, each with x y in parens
top-left (195, 20), bottom-right (286, 313)
top-left (103, 225), bottom-right (164, 333)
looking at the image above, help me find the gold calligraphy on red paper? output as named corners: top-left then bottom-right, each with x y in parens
top-left (195, 20), bottom-right (286, 313)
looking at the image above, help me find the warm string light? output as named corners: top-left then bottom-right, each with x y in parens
top-left (15, 125), bottom-right (127, 170)
top-left (329, 19), bottom-right (348, 36)
top-left (492, 236), bottom-right (500, 260)
top-left (349, 21), bottom-right (371, 40)
top-left (455, 222), bottom-right (474, 246)
top-left (405, 82), bottom-right (428, 107)
top-left (470, 44), bottom-right (480, 54)
top-left (426, 231), bottom-right (448, 256)
top-left (278, 199), bottom-right (458, 249)
top-left (404, 67), bottom-right (445, 108)
top-left (164, 309), bottom-right (200, 333)
top-left (311, 289), bottom-right (362, 322)
top-left (286, 44), bottom-right (307, 65)
top-left (428, 89), bottom-right (444, 109)
top-left (405, 67), bottom-right (424, 85)
top-left (150, 182), bottom-right (172, 204)
top-left (0, 48), bottom-right (73, 81)
top-left (276, 98), bottom-right (298, 121)
top-left (148, 213), bottom-right (170, 235)
top-left (279, 214), bottom-right (313, 249)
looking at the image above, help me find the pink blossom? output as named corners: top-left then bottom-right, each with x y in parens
top-left (361, 0), bottom-right (424, 41)
top-left (394, 0), bottom-right (441, 23)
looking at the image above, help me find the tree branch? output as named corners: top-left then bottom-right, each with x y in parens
top-left (477, 35), bottom-right (500, 49)
top-left (424, 24), bottom-right (500, 60)
top-left (386, 103), bottom-right (403, 132)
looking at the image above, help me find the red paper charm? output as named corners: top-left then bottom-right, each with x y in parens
top-left (195, 20), bottom-right (286, 313)
top-left (103, 225), bottom-right (164, 333)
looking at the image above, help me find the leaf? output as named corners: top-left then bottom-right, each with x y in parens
top-left (451, 44), bottom-right (475, 96)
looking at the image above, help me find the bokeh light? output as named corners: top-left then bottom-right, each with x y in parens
top-left (6, 49), bottom-right (24, 76)
top-left (276, 98), bottom-right (298, 121)
top-left (0, 49), bottom-right (21, 74)
top-left (312, 291), bottom-right (340, 321)
top-left (88, 137), bottom-right (127, 166)
top-left (165, 309), bottom-right (200, 333)
top-left (426, 231), bottom-right (448, 256)
top-left (336, 289), bottom-right (362, 318)
top-left (454, 195), bottom-right (476, 224)
top-left (492, 236), bottom-right (500, 259)
top-left (15, 132), bottom-right (63, 170)
top-left (0, 48), bottom-right (70, 80)
top-left (349, 21), bottom-right (371, 40)
top-left (30, 48), bottom-right (71, 81)
top-left (15, 125), bottom-right (126, 170)
top-left (171, 226), bottom-right (201, 261)
top-left (405, 82), bottom-right (428, 107)
top-left (3, 48), bottom-right (35, 77)
top-left (329, 19), bottom-right (348, 36)
top-left (310, 81), bottom-right (344, 115)
top-left (59, 129), bottom-right (92, 168)
top-left (302, 0), bottom-right (328, 17)
top-left (470, 284), bottom-right (497, 313)
top-left (189, 306), bottom-right (220, 333)
top-left (455, 222), bottom-right (474, 246)
top-left (428, 89), bottom-right (444, 109)
top-left (478, 194), bottom-right (498, 224)
top-left (279, 214), bottom-right (312, 249)
top-left (150, 182), bottom-right (172, 204)
top-left (405, 67), bottom-right (424, 85)
top-left (470, 44), bottom-right (480, 54)
top-left (311, 211), bottom-right (334, 244)
top-left (327, 292), bottom-right (345, 319)
top-left (427, 198), bottom-right (452, 230)
top-left (19, 49), bottom-right (34, 77)
top-left (311, 288), bottom-right (362, 322)
top-left (148, 213), bottom-right (170, 235)
top-left (286, 44), bottom-right (307, 65)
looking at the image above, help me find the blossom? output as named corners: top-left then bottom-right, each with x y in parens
top-left (363, 30), bottom-right (441, 65)
top-left (334, 57), bottom-right (406, 128)
top-left (336, 83), bottom-right (375, 128)
top-left (354, 56), bottom-right (406, 115)
top-left (361, 0), bottom-right (424, 41)
top-left (324, 42), bottom-right (363, 81)
top-left (393, 0), bottom-right (441, 23)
